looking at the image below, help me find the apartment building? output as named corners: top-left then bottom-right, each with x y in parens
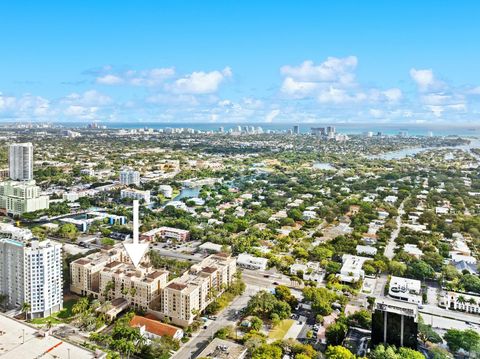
top-left (0, 180), bottom-right (49, 215)
top-left (99, 262), bottom-right (168, 310)
top-left (120, 188), bottom-right (151, 204)
top-left (8, 142), bottom-right (33, 181)
top-left (119, 168), bottom-right (140, 186)
top-left (0, 224), bottom-right (62, 318)
top-left (141, 226), bottom-right (190, 242)
top-left (159, 253), bottom-right (236, 327)
top-left (70, 247), bottom-right (125, 297)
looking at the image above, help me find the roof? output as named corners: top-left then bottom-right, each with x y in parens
top-left (166, 282), bottom-right (188, 291)
top-left (130, 315), bottom-right (182, 338)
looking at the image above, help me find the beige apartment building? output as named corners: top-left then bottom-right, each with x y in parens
top-left (158, 253), bottom-right (237, 327)
top-left (70, 247), bottom-right (124, 297)
top-left (70, 246), bottom-right (236, 326)
top-left (99, 262), bottom-right (168, 310)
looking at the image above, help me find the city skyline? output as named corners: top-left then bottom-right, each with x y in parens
top-left (1, 1), bottom-right (480, 124)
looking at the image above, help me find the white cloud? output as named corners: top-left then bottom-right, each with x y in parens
top-left (64, 90), bottom-right (112, 106)
top-left (265, 109), bottom-right (280, 123)
top-left (281, 77), bottom-right (318, 98)
top-left (382, 88), bottom-right (402, 102)
top-left (0, 92), bottom-right (51, 118)
top-left (409, 68), bottom-right (444, 92)
top-left (97, 74), bottom-right (123, 85)
top-left (96, 67), bottom-right (175, 86)
top-left (168, 67), bottom-right (232, 94)
top-left (64, 105), bottom-right (98, 119)
top-left (281, 56), bottom-right (357, 83)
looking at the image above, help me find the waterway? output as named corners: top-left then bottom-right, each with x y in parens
top-left (369, 139), bottom-right (480, 160)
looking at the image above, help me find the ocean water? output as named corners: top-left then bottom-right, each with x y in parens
top-left (58, 121), bottom-right (480, 137)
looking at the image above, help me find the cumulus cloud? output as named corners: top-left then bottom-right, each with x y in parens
top-left (0, 92), bottom-right (51, 118)
top-left (95, 67), bottom-right (175, 86)
top-left (168, 67), bottom-right (232, 94)
top-left (409, 68), bottom-right (445, 92)
top-left (63, 90), bottom-right (112, 106)
top-left (281, 56), bottom-right (357, 83)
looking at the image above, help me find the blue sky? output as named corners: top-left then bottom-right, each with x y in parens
top-left (1, 1), bottom-right (480, 124)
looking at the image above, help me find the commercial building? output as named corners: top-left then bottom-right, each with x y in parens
top-left (236, 253), bottom-right (268, 270)
top-left (141, 226), bottom-right (190, 242)
top-left (0, 180), bottom-right (49, 215)
top-left (442, 291), bottom-right (480, 314)
top-left (0, 315), bottom-right (102, 358)
top-left (120, 188), bottom-right (151, 204)
top-left (196, 338), bottom-right (247, 359)
top-left (119, 168), bottom-right (140, 186)
top-left (8, 142), bottom-right (33, 181)
top-left (158, 253), bottom-right (236, 327)
top-left (0, 224), bottom-right (62, 318)
top-left (337, 254), bottom-right (369, 283)
top-left (388, 276), bottom-right (422, 305)
top-left (371, 298), bottom-right (418, 349)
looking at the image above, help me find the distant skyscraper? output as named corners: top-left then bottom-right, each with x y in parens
top-left (218, 126), bottom-right (224, 133)
top-left (293, 125), bottom-right (299, 134)
top-left (327, 126), bottom-right (336, 134)
top-left (427, 131), bottom-right (433, 137)
top-left (371, 298), bottom-right (418, 349)
top-left (9, 142), bottom-right (33, 181)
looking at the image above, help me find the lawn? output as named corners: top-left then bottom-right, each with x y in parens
top-left (30, 298), bottom-right (78, 325)
top-left (268, 319), bottom-right (295, 341)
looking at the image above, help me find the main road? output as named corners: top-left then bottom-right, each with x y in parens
top-left (171, 284), bottom-right (259, 359)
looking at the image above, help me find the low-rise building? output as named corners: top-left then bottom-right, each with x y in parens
top-left (236, 253), bottom-right (268, 270)
top-left (121, 188), bottom-right (151, 204)
top-left (337, 254), bottom-right (369, 283)
top-left (403, 244), bottom-right (423, 258)
top-left (388, 276), bottom-right (422, 305)
top-left (196, 338), bottom-right (247, 359)
top-left (141, 226), bottom-right (190, 242)
top-left (442, 291), bottom-right (480, 314)
top-left (356, 245), bottom-right (378, 256)
top-left (130, 315), bottom-right (184, 341)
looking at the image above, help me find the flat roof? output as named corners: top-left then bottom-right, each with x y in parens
top-left (0, 314), bottom-right (101, 359)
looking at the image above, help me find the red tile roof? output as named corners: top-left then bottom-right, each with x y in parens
top-left (130, 315), bottom-right (182, 338)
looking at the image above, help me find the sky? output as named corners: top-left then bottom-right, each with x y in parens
top-left (1, 1), bottom-right (480, 125)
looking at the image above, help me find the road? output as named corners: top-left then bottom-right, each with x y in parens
top-left (172, 268), bottom-right (302, 359)
top-left (171, 285), bottom-right (259, 359)
top-left (384, 200), bottom-right (405, 260)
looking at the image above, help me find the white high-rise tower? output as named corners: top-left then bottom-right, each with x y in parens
top-left (9, 142), bottom-right (33, 181)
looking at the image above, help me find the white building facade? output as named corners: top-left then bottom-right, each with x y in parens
top-left (8, 143), bottom-right (33, 181)
top-left (0, 224), bottom-right (62, 318)
top-left (120, 168), bottom-right (141, 186)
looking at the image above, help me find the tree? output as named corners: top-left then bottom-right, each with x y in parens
top-left (326, 322), bottom-right (348, 345)
top-left (21, 302), bottom-right (31, 320)
top-left (325, 345), bottom-right (355, 359)
top-left (251, 344), bottom-right (282, 359)
top-left (444, 329), bottom-right (480, 356)
top-left (346, 309), bottom-right (371, 329)
top-left (407, 260), bottom-right (435, 280)
top-left (418, 321), bottom-right (442, 344)
top-left (250, 316), bottom-right (263, 331)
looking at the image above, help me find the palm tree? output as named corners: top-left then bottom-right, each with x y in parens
top-left (21, 302), bottom-right (31, 320)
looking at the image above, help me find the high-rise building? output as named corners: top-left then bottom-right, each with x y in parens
top-left (293, 125), bottom-right (300, 134)
top-left (120, 168), bottom-right (141, 186)
top-left (371, 298), bottom-right (418, 349)
top-left (8, 143), bottom-right (33, 181)
top-left (327, 126), bottom-right (336, 134)
top-left (0, 223), bottom-right (63, 318)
